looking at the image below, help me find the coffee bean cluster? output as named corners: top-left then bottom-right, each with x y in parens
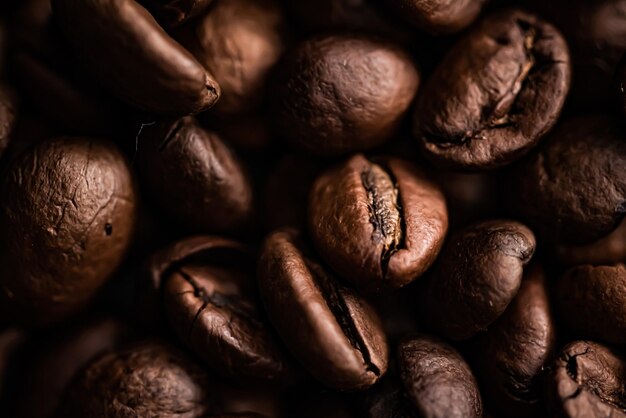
top-left (0, 0), bottom-right (624, 417)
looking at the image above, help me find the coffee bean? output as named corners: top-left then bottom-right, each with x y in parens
top-left (141, 0), bottom-right (214, 28)
top-left (556, 264), bottom-right (626, 345)
top-left (545, 341), bottom-right (626, 418)
top-left (309, 154), bottom-right (448, 292)
top-left (51, 0), bottom-right (220, 115)
top-left (422, 219), bottom-right (536, 341)
top-left (137, 117), bottom-right (253, 234)
top-left (258, 229), bottom-right (388, 391)
top-left (271, 34), bottom-right (419, 156)
top-left (398, 335), bottom-right (483, 418)
top-left (511, 115), bottom-right (626, 245)
top-left (386, 0), bottom-right (487, 34)
top-left (413, 9), bottom-right (570, 170)
top-left (0, 137), bottom-right (137, 325)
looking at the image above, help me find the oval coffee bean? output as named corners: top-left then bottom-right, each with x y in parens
top-left (511, 115), bottom-right (626, 245)
top-left (309, 154), bottom-right (448, 292)
top-left (471, 264), bottom-right (555, 417)
top-left (413, 9), bottom-right (570, 170)
top-left (272, 34), bottom-right (419, 156)
top-left (0, 137), bottom-right (137, 325)
top-left (398, 335), bottom-right (483, 418)
top-left (258, 229), bottom-right (388, 391)
top-left (137, 117), bottom-right (253, 234)
top-left (422, 219), bottom-right (536, 341)
top-left (386, 0), bottom-right (487, 35)
top-left (56, 341), bottom-right (216, 418)
top-left (141, 0), bottom-right (214, 28)
top-left (546, 341), bottom-right (626, 418)
top-left (51, 0), bottom-right (220, 115)
top-left (178, 0), bottom-right (287, 117)
top-left (556, 264), bottom-right (626, 345)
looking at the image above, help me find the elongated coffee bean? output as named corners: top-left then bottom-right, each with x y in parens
top-left (309, 154), bottom-right (447, 292)
top-left (258, 229), bottom-right (388, 391)
top-left (413, 9), bottom-right (570, 170)
top-left (51, 0), bottom-right (220, 115)
top-left (422, 220), bottom-right (536, 341)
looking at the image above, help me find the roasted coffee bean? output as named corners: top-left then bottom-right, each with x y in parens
top-left (309, 154), bottom-right (448, 292)
top-left (470, 264), bottom-right (555, 417)
top-left (177, 0), bottom-right (287, 117)
top-left (141, 0), bottom-right (214, 28)
top-left (56, 341), bottom-right (216, 418)
top-left (386, 0), bottom-right (487, 34)
top-left (556, 218), bottom-right (626, 267)
top-left (0, 137), bottom-right (137, 325)
top-left (137, 117), bottom-right (253, 234)
top-left (0, 85), bottom-right (16, 159)
top-left (272, 34), bottom-right (419, 157)
top-left (51, 0), bottom-right (220, 115)
top-left (511, 115), bottom-right (626, 245)
top-left (545, 341), bottom-right (626, 418)
top-left (422, 219), bottom-right (535, 341)
top-left (258, 229), bottom-right (388, 391)
top-left (413, 9), bottom-right (570, 170)
top-left (398, 335), bottom-right (483, 418)
top-left (556, 264), bottom-right (626, 345)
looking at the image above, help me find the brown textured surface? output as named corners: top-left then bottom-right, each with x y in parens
top-left (398, 335), bottom-right (483, 418)
top-left (557, 264), bottom-right (626, 345)
top-left (546, 341), bottom-right (626, 418)
top-left (272, 34), bottom-right (419, 157)
top-left (423, 219), bottom-right (535, 341)
top-left (137, 117), bottom-right (253, 234)
top-left (56, 341), bottom-right (214, 418)
top-left (0, 137), bottom-right (136, 325)
top-left (512, 115), bottom-right (626, 245)
top-left (179, 0), bottom-right (287, 116)
top-left (413, 9), bottom-right (570, 170)
top-left (258, 229), bottom-right (388, 391)
top-left (51, 0), bottom-right (220, 115)
top-left (309, 154), bottom-right (448, 292)
top-left (387, 0), bottom-right (487, 34)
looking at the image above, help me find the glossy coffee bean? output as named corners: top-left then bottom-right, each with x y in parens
top-left (556, 264), bottom-right (626, 345)
top-left (137, 117), bottom-right (253, 234)
top-left (258, 229), bottom-right (388, 391)
top-left (511, 115), bottom-right (626, 245)
top-left (398, 335), bottom-right (483, 418)
top-left (56, 341), bottom-right (216, 418)
top-left (413, 9), bottom-right (570, 170)
top-left (51, 0), bottom-right (220, 115)
top-left (386, 0), bottom-right (487, 34)
top-left (0, 137), bottom-right (137, 325)
top-left (422, 219), bottom-right (536, 341)
top-left (141, 0), bottom-right (214, 28)
top-left (272, 34), bottom-right (419, 156)
top-left (309, 154), bottom-right (448, 292)
top-left (545, 341), bottom-right (626, 418)
top-left (471, 264), bottom-right (555, 417)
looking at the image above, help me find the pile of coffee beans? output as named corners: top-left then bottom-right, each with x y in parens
top-left (0, 0), bottom-right (625, 416)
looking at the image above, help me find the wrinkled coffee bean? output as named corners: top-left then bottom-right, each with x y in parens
top-left (178, 0), bottom-right (287, 117)
top-left (386, 0), bottom-right (487, 34)
top-left (422, 219), bottom-right (535, 341)
top-left (470, 264), bottom-right (555, 417)
top-left (258, 229), bottom-right (388, 391)
top-left (0, 137), bottom-right (136, 325)
top-left (56, 341), bottom-right (216, 418)
top-left (511, 115), bottom-right (626, 245)
top-left (545, 341), bottom-right (626, 418)
top-left (413, 9), bottom-right (570, 170)
top-left (309, 154), bottom-right (448, 292)
top-left (137, 117), bottom-right (253, 234)
top-left (398, 335), bottom-right (483, 418)
top-left (51, 0), bottom-right (220, 115)
top-left (556, 264), bottom-right (626, 345)
top-left (141, 0), bottom-right (214, 28)
top-left (272, 34), bottom-right (419, 157)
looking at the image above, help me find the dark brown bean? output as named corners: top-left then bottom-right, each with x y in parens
top-left (413, 9), bottom-right (570, 170)
top-left (386, 0), bottom-right (487, 35)
top-left (258, 229), bottom-right (388, 391)
top-left (309, 154), bottom-right (448, 292)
